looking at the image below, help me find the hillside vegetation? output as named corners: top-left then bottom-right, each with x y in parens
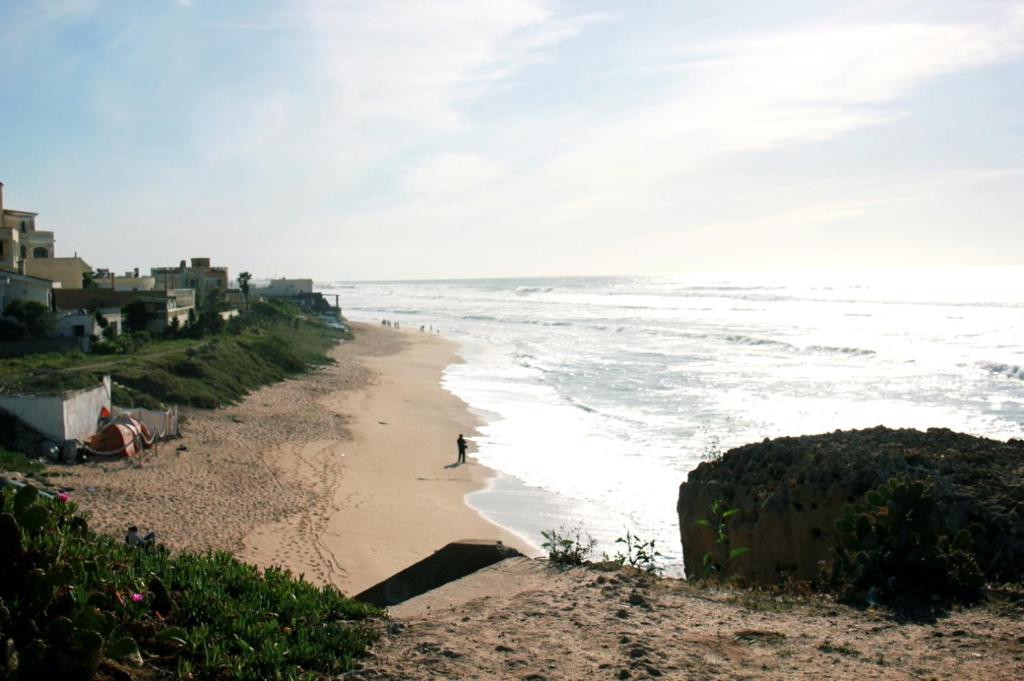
top-left (0, 301), bottom-right (347, 410)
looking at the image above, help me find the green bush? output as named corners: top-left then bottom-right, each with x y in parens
top-left (0, 485), bottom-right (381, 680)
top-left (1, 300), bottom-right (54, 339)
top-left (611, 531), bottom-right (665, 574)
top-left (830, 477), bottom-right (985, 603)
top-left (541, 525), bottom-right (596, 567)
top-left (695, 498), bottom-right (749, 577)
top-left (0, 448), bottom-right (46, 479)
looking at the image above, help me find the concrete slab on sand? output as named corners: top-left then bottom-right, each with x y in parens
top-left (390, 556), bottom-right (550, 618)
top-left (354, 540), bottom-right (525, 607)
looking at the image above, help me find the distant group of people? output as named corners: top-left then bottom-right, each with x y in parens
top-left (379, 318), bottom-right (441, 334)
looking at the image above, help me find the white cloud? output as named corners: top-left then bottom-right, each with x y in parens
top-left (309, 0), bottom-right (591, 130)
top-left (322, 9), bottom-right (1024, 277)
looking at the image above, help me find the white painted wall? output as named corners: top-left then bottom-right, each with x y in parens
top-left (0, 393), bottom-right (64, 441)
top-left (0, 375), bottom-right (111, 442)
top-left (62, 376), bottom-right (111, 442)
top-left (0, 275), bottom-right (53, 313)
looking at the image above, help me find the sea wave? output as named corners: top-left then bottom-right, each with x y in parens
top-left (515, 286), bottom-right (554, 295)
top-left (805, 344), bottom-right (876, 356)
top-left (565, 396), bottom-right (597, 413)
top-left (722, 334), bottom-right (795, 350)
top-left (978, 362), bottom-right (1024, 381)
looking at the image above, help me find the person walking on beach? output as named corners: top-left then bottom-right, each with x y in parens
top-left (456, 434), bottom-right (467, 464)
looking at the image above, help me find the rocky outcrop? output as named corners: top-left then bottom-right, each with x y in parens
top-left (677, 427), bottom-right (1024, 584)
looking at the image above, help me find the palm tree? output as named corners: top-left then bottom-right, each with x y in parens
top-left (238, 271), bottom-right (252, 311)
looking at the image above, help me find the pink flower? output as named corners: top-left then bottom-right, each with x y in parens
top-left (131, 593), bottom-right (144, 603)
top-left (56, 492), bottom-right (70, 503)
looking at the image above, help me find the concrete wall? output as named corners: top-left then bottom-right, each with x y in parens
top-left (164, 306), bottom-right (191, 330)
top-left (113, 405), bottom-right (179, 439)
top-left (151, 260), bottom-right (228, 300)
top-left (0, 393), bottom-right (64, 441)
top-left (0, 227), bottom-right (19, 270)
top-left (63, 376), bottom-right (111, 442)
top-left (22, 231), bottom-right (54, 258)
top-left (55, 312), bottom-right (95, 352)
top-left (56, 311), bottom-right (96, 337)
top-left (0, 376), bottom-right (110, 442)
top-left (0, 274), bottom-right (53, 313)
top-left (259, 278), bottom-right (314, 297)
top-left (25, 257), bottom-right (92, 289)
top-left (1, 212), bottom-right (36, 230)
top-left (97, 275), bottom-right (156, 292)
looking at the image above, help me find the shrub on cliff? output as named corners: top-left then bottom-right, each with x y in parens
top-left (0, 484), bottom-right (381, 680)
top-left (541, 526), bottom-right (596, 567)
top-left (830, 477), bottom-right (985, 604)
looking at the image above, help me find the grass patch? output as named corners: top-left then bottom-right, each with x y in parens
top-left (0, 446), bottom-right (47, 479)
top-left (0, 484), bottom-right (382, 679)
top-left (0, 304), bottom-right (348, 409)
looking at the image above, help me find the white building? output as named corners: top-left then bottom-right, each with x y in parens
top-left (94, 268), bottom-right (156, 292)
top-left (152, 257), bottom-right (229, 301)
top-left (0, 271), bottom-right (58, 315)
top-left (55, 307), bottom-right (123, 351)
top-left (256, 278), bottom-right (314, 298)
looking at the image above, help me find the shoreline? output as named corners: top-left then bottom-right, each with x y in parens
top-left (53, 321), bottom-right (536, 595)
top-left (237, 322), bottom-right (538, 593)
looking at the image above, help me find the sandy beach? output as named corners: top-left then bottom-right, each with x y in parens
top-left (56, 322), bottom-right (535, 595)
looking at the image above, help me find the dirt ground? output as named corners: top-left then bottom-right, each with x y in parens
top-left (358, 558), bottom-right (1024, 680)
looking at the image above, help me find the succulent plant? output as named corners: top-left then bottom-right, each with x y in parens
top-left (0, 483), bottom-right (381, 679)
top-left (831, 477), bottom-right (985, 603)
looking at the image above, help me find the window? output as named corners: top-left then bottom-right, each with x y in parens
top-left (20, 221), bottom-right (26, 233)
top-left (0, 240), bottom-right (5, 258)
top-left (32, 247), bottom-right (48, 258)
top-left (20, 245), bottom-right (26, 259)
top-left (73, 325), bottom-right (85, 337)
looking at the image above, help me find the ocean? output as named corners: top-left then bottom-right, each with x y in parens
top-left (324, 268), bottom-right (1024, 574)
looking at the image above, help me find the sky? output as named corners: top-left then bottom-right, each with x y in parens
top-left (1, 0), bottom-right (1023, 282)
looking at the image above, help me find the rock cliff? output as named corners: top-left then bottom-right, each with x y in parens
top-left (677, 427), bottom-right (1024, 584)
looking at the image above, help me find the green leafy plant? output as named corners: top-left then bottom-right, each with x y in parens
top-left (541, 525), bottom-right (597, 567)
top-left (0, 483), bottom-right (381, 680)
top-left (830, 477), bottom-right (985, 603)
top-left (612, 530), bottom-right (664, 574)
top-left (695, 498), bottom-right (749, 576)
top-left (1, 300), bottom-right (55, 339)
